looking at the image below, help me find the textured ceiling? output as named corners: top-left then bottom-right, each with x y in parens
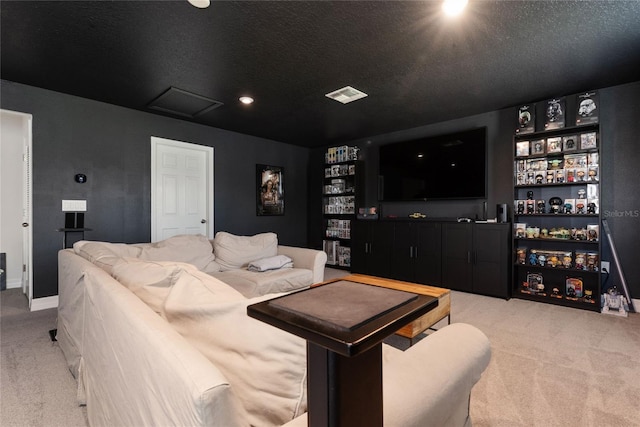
top-left (2, 1), bottom-right (640, 147)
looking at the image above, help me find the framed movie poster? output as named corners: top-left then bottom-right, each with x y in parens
top-left (256, 164), bottom-right (284, 216)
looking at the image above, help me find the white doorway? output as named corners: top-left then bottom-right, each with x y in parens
top-left (0, 109), bottom-right (33, 308)
top-left (150, 137), bottom-right (214, 242)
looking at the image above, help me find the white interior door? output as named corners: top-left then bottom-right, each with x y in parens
top-left (151, 137), bottom-right (214, 242)
top-left (0, 109), bottom-right (33, 306)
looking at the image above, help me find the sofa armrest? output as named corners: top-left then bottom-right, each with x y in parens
top-left (282, 323), bottom-right (490, 427)
top-left (277, 245), bottom-right (327, 284)
top-left (382, 322), bottom-right (491, 427)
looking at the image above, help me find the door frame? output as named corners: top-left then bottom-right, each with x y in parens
top-left (0, 109), bottom-right (33, 307)
top-left (150, 136), bottom-right (214, 242)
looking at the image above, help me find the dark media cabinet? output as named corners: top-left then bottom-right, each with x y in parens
top-left (351, 219), bottom-right (511, 299)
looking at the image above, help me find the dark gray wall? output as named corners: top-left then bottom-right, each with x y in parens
top-left (1, 80), bottom-right (312, 299)
top-left (311, 81), bottom-right (640, 300)
top-left (3, 79), bottom-right (638, 301)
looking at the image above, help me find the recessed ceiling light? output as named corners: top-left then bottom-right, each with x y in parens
top-left (325, 86), bottom-right (368, 104)
top-left (239, 96), bottom-right (254, 105)
top-left (442, 0), bottom-right (468, 17)
top-left (188, 0), bottom-right (210, 9)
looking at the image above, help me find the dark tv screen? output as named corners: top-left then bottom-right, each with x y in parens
top-left (379, 127), bottom-right (487, 201)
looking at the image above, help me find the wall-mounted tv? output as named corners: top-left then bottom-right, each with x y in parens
top-left (378, 127), bottom-right (487, 201)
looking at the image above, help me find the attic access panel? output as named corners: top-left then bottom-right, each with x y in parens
top-left (148, 87), bottom-right (223, 118)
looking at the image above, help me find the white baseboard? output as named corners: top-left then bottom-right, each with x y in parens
top-left (30, 295), bottom-right (58, 311)
top-left (6, 278), bottom-right (22, 289)
top-left (632, 299), bottom-right (640, 313)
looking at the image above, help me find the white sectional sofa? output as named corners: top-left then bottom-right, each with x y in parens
top-left (57, 232), bottom-right (491, 427)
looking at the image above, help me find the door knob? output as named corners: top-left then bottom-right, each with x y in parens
top-left (201, 219), bottom-right (207, 224)
top-left (22, 222), bottom-right (29, 227)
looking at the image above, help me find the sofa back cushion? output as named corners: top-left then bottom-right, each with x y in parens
top-left (73, 241), bottom-right (141, 274)
top-left (111, 258), bottom-right (243, 316)
top-left (136, 234), bottom-right (220, 273)
top-left (213, 232), bottom-right (278, 271)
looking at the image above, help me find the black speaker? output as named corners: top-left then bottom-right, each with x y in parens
top-left (76, 212), bottom-right (85, 229)
top-left (497, 204), bottom-right (509, 223)
top-left (65, 212), bottom-right (76, 228)
top-left (64, 212), bottom-right (85, 229)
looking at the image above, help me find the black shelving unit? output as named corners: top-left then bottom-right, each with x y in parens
top-left (512, 122), bottom-right (601, 311)
top-left (322, 146), bottom-right (363, 269)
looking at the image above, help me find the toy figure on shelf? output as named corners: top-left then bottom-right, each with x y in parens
top-left (563, 253), bottom-right (573, 269)
top-left (587, 203), bottom-right (597, 214)
top-left (564, 202), bottom-right (573, 214)
top-left (527, 172), bottom-right (534, 184)
top-left (546, 171), bottom-right (555, 183)
top-left (517, 201), bottom-right (525, 214)
top-left (576, 202), bottom-right (585, 214)
top-left (584, 289), bottom-right (594, 303)
top-left (535, 174), bottom-right (544, 184)
top-left (575, 252), bottom-right (586, 270)
top-left (526, 200), bottom-right (535, 214)
top-left (529, 250), bottom-right (538, 265)
top-left (537, 200), bottom-right (546, 214)
top-left (586, 253), bottom-right (599, 271)
top-left (555, 170), bottom-right (564, 183)
top-left (538, 254), bottom-right (547, 267)
top-left (549, 197), bottom-right (563, 214)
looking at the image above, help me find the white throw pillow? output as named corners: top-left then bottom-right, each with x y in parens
top-left (213, 232), bottom-right (278, 271)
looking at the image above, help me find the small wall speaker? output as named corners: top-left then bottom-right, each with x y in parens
top-left (497, 204), bottom-right (509, 223)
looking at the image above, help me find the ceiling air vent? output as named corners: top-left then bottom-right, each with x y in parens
top-left (148, 87), bottom-right (223, 118)
top-left (325, 86), bottom-right (368, 104)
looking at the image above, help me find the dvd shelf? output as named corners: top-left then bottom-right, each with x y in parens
top-left (322, 146), bottom-right (362, 269)
top-left (512, 120), bottom-right (601, 311)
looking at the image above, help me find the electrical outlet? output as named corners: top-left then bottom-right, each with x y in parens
top-left (601, 261), bottom-right (610, 273)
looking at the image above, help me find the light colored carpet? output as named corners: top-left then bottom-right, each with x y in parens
top-left (2, 271), bottom-right (639, 426)
top-left (1, 289), bottom-right (88, 427)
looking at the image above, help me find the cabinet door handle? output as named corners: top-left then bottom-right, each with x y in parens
top-left (467, 251), bottom-right (471, 264)
top-left (414, 246), bottom-right (418, 258)
top-left (409, 246), bottom-right (413, 258)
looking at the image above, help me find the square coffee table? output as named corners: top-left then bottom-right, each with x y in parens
top-left (330, 274), bottom-right (451, 344)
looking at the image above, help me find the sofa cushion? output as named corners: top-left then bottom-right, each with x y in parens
top-left (213, 232), bottom-right (278, 271)
top-left (73, 241), bottom-right (140, 274)
top-left (211, 268), bottom-right (312, 298)
top-left (163, 293), bottom-right (307, 427)
top-left (136, 234), bottom-right (220, 273)
top-left (111, 258), bottom-right (243, 316)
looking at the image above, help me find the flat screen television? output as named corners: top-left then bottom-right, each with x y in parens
top-left (379, 127), bottom-right (487, 201)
